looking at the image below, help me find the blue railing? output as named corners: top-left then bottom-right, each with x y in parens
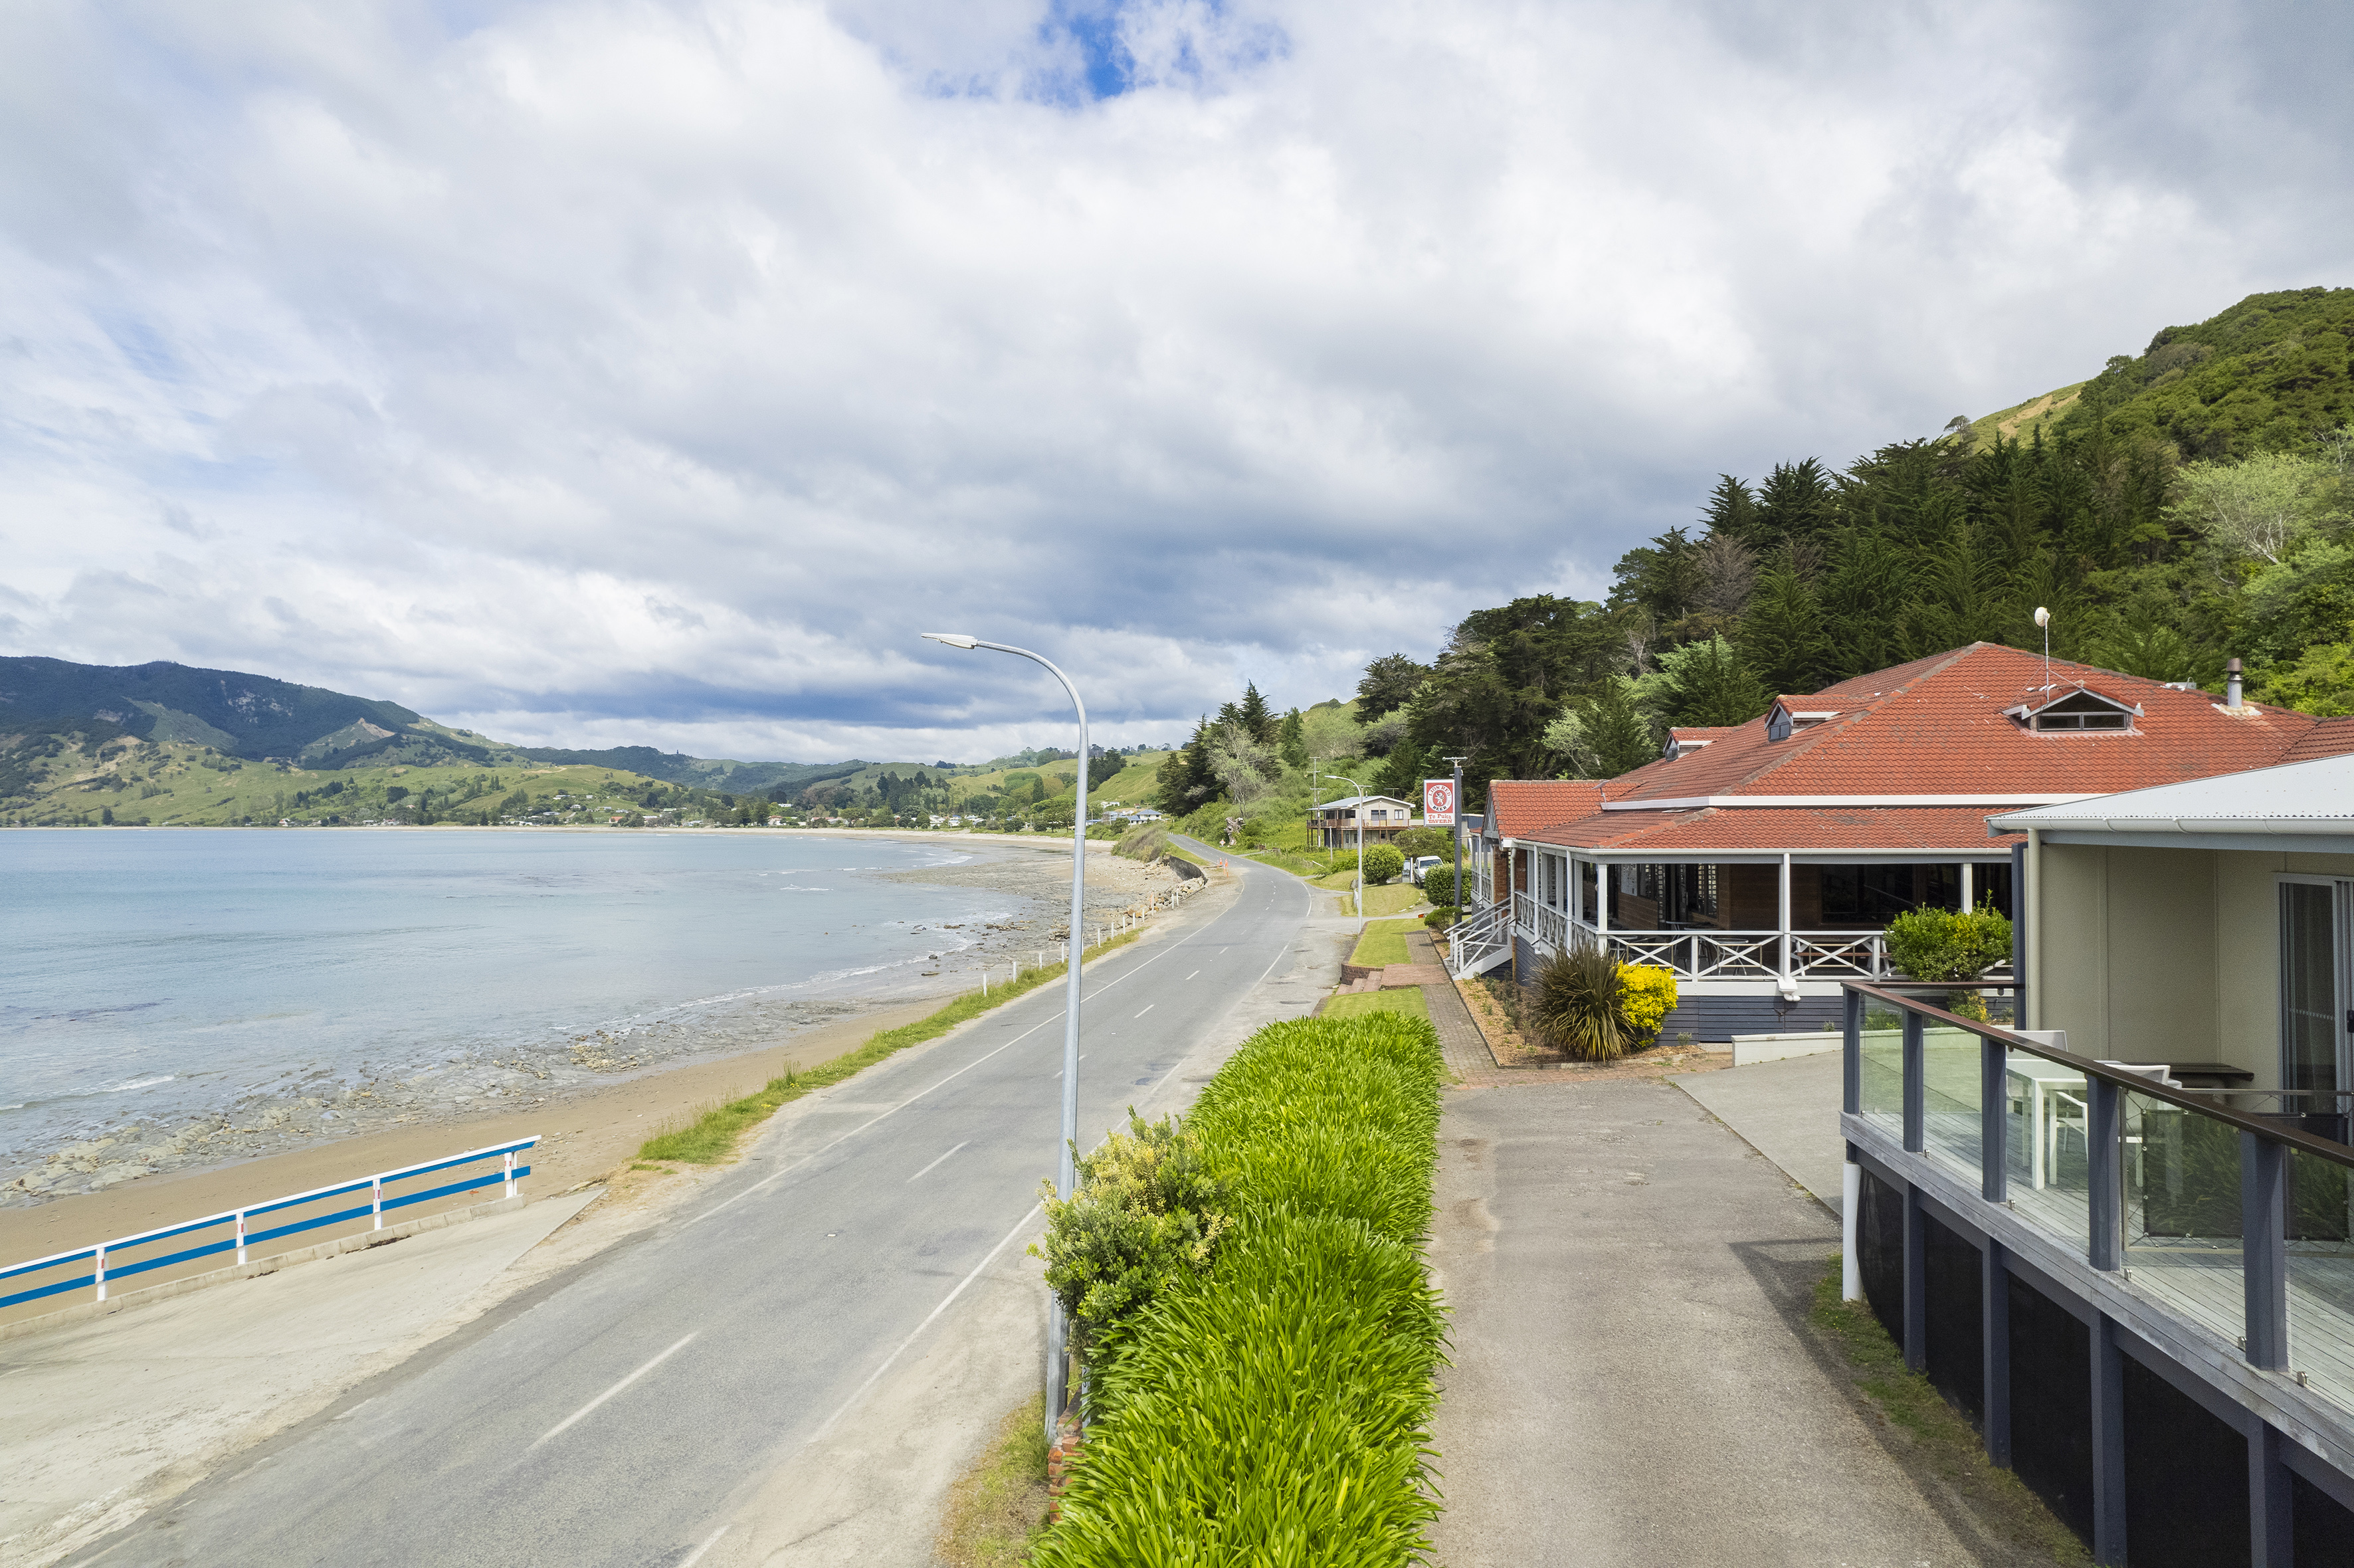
top-left (0, 1136), bottom-right (538, 1313)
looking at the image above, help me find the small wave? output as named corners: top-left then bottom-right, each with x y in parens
top-left (108, 1074), bottom-right (177, 1092)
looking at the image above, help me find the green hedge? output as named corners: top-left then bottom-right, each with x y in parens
top-left (1034, 1013), bottom-right (1446, 1567)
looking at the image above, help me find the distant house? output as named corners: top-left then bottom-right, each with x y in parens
top-left (1460, 642), bottom-right (2354, 1040)
top-left (1308, 795), bottom-right (1421, 850)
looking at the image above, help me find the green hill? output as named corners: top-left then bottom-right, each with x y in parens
top-left (1969, 286), bottom-right (2353, 458)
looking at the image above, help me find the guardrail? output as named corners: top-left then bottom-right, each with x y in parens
top-left (0, 1135), bottom-right (538, 1313)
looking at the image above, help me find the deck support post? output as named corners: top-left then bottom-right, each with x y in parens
top-left (1981, 1238), bottom-right (2011, 1468)
top-left (1777, 852), bottom-right (1793, 993)
top-left (1902, 1181), bottom-right (1927, 1373)
top-left (2242, 1132), bottom-right (2289, 1371)
top-left (1842, 988), bottom-right (1862, 1116)
top-left (1902, 1009), bottom-right (1924, 1155)
top-left (1842, 1152), bottom-right (1863, 1302)
top-left (2092, 1313), bottom-right (2128, 1565)
top-left (2089, 1078), bottom-right (2122, 1272)
top-left (2250, 1421), bottom-right (2294, 1568)
top-left (1981, 1036), bottom-right (2008, 1204)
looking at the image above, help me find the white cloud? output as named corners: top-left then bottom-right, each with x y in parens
top-left (0, 0), bottom-right (2345, 760)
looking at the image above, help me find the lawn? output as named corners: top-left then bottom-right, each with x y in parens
top-left (1321, 987), bottom-right (1431, 1022)
top-left (1349, 918), bottom-right (1423, 967)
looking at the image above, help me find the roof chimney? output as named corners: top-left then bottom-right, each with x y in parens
top-left (2226, 657), bottom-right (2243, 710)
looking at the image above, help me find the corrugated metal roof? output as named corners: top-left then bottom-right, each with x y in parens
top-left (1991, 752), bottom-right (2354, 834)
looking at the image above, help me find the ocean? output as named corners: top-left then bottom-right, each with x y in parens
top-left (0, 829), bottom-right (1044, 1185)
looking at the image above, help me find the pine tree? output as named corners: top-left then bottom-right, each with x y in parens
top-left (1737, 563), bottom-right (1829, 694)
top-left (1278, 709), bottom-right (1308, 770)
top-left (1650, 637), bottom-right (1773, 728)
top-left (1236, 682), bottom-right (1275, 743)
top-left (1703, 474), bottom-right (1761, 545)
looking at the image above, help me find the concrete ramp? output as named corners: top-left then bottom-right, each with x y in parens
top-left (0, 1189), bottom-right (599, 1568)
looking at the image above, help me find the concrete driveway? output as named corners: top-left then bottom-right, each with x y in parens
top-left (1430, 1078), bottom-right (2020, 1567)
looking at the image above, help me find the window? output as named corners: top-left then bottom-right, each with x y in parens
top-left (2006, 687), bottom-right (2141, 733)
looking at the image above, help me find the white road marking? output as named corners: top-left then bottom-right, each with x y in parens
top-left (1185, 970), bottom-right (1199, 980)
top-left (806, 1204), bottom-right (1042, 1445)
top-left (688, 906), bottom-right (1219, 1228)
top-left (906, 1140), bottom-right (969, 1183)
top-left (533, 1332), bottom-right (698, 1448)
top-left (677, 1525), bottom-right (729, 1567)
top-left (1135, 1004), bottom-right (1153, 1018)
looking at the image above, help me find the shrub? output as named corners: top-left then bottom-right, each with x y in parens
top-left (1361, 844), bottom-right (1405, 885)
top-left (1036, 1013), bottom-right (1445, 1567)
top-left (1619, 964), bottom-right (1678, 1046)
top-left (1423, 904), bottom-right (1458, 930)
top-left (1392, 825), bottom-right (1450, 859)
top-left (1421, 863), bottom-right (1458, 906)
top-left (1885, 902), bottom-right (2013, 1020)
top-left (1531, 939), bottom-right (1630, 1060)
top-left (1032, 1111), bottom-right (1228, 1354)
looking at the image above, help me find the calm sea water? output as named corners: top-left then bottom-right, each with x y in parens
top-left (0, 830), bottom-right (1032, 1169)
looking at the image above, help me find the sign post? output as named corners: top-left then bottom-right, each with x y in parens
top-left (1427, 768), bottom-right (1466, 932)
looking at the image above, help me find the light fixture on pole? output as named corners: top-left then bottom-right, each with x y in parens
top-left (1319, 770), bottom-right (1368, 918)
top-left (2033, 606), bottom-right (2052, 692)
top-left (923, 632), bottom-right (1088, 1442)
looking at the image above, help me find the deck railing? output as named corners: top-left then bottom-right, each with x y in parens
top-left (0, 1135), bottom-right (538, 1314)
top-left (1842, 980), bottom-right (2354, 1416)
top-left (1504, 904), bottom-right (2016, 985)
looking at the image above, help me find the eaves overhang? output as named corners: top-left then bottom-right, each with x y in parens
top-left (1605, 793), bottom-right (2100, 811)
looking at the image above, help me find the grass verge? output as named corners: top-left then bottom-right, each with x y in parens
top-left (1348, 916), bottom-right (1423, 967)
top-left (1322, 987), bottom-right (1430, 1022)
top-left (1809, 1259), bottom-right (2090, 1563)
top-left (935, 1392), bottom-right (1052, 1567)
top-left (637, 924), bottom-right (1150, 1165)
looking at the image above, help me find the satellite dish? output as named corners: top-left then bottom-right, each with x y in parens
top-left (2033, 607), bottom-right (2051, 628)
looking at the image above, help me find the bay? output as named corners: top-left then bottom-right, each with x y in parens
top-left (0, 829), bottom-right (1042, 1185)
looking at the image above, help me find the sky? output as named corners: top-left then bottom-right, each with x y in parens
top-left (2, 0), bottom-right (2350, 763)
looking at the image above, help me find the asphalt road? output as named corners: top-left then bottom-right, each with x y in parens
top-left (69, 842), bottom-right (1316, 1568)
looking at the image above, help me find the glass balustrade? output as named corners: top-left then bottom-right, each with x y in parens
top-left (1857, 1010), bottom-right (1904, 1137)
top-left (2122, 1090), bottom-right (2244, 1347)
top-left (1920, 1025), bottom-right (1984, 1181)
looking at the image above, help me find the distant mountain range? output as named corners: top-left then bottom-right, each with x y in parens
top-left (0, 656), bottom-right (909, 791)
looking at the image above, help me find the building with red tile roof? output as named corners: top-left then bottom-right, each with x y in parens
top-left (1464, 642), bottom-right (2354, 1040)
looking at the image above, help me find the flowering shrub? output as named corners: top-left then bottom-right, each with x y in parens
top-left (1618, 964), bottom-right (1679, 1046)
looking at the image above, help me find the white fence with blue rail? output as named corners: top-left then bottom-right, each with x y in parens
top-left (1, 1135), bottom-right (539, 1313)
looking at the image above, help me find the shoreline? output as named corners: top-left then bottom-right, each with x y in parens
top-left (0, 999), bottom-right (943, 1271)
top-left (1, 835), bottom-right (1188, 1216)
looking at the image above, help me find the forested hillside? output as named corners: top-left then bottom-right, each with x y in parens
top-left (1153, 286), bottom-right (2354, 826)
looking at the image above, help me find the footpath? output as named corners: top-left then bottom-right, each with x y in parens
top-left (1428, 1039), bottom-right (2049, 1565)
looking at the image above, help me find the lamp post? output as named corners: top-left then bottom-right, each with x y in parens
top-left (1319, 771), bottom-right (1367, 918)
top-left (923, 633), bottom-right (1088, 1441)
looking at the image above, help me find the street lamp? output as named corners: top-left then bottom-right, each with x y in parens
top-left (1318, 771), bottom-right (1368, 918)
top-left (922, 633), bottom-right (1089, 1442)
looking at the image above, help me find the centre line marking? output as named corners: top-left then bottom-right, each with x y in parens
top-left (677, 1525), bottom-right (730, 1567)
top-left (906, 1141), bottom-right (969, 1183)
top-left (533, 1331), bottom-right (698, 1448)
top-left (1185, 970), bottom-right (1199, 980)
top-left (1135, 1004), bottom-right (1153, 1018)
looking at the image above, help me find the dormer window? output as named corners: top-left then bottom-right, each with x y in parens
top-left (2004, 686), bottom-right (2143, 734)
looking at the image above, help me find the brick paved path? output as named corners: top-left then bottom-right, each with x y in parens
top-left (1405, 930), bottom-right (1504, 1082)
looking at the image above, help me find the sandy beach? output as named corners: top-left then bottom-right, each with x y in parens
top-left (0, 832), bottom-right (1199, 1260)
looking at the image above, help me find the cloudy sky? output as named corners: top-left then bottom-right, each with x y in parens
top-left (2, 1), bottom-right (2348, 762)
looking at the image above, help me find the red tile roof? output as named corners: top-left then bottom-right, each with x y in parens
top-left (1531, 805), bottom-right (2026, 853)
top-left (1606, 643), bottom-right (2321, 804)
top-left (1486, 780), bottom-right (1603, 838)
top-left (1500, 642), bottom-right (2354, 855)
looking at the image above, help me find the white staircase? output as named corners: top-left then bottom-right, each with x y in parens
top-left (1445, 899), bottom-right (1514, 979)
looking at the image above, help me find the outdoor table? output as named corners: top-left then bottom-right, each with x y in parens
top-left (2163, 1062), bottom-right (2256, 1089)
top-left (2007, 1056), bottom-right (2088, 1189)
